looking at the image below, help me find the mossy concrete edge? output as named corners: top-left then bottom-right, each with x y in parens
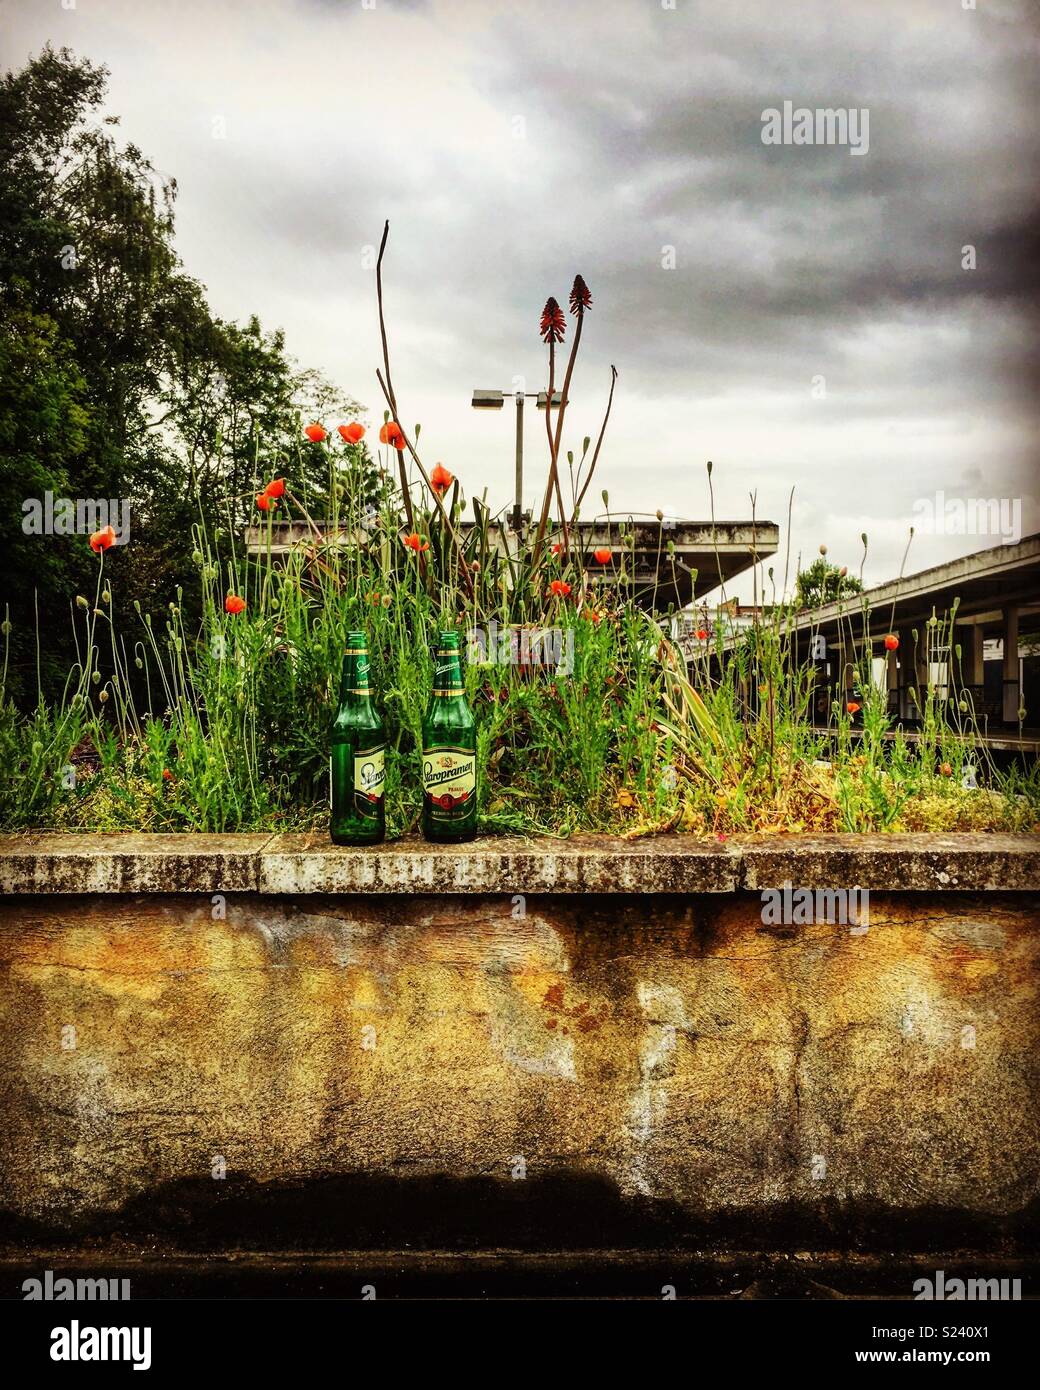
top-left (0, 830), bottom-right (1037, 894)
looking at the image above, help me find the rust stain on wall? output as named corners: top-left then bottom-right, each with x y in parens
top-left (0, 891), bottom-right (1037, 1234)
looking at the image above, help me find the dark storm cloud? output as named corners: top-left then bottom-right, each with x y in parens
top-left (6, 0), bottom-right (1039, 580)
top-left (463, 0), bottom-right (1040, 386)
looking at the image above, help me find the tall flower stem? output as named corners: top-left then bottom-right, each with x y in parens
top-left (571, 364), bottom-right (617, 520)
top-left (373, 221), bottom-right (473, 599)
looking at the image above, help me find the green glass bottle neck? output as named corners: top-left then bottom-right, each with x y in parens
top-left (432, 645), bottom-right (464, 697)
top-left (339, 646), bottom-right (373, 704)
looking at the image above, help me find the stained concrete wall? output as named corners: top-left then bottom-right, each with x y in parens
top-left (0, 833), bottom-right (1037, 1253)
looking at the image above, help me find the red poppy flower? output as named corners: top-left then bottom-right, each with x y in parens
top-left (540, 296), bottom-right (566, 345)
top-left (256, 493), bottom-right (274, 511)
top-left (403, 532), bottom-right (429, 553)
top-left (696, 628), bottom-right (709, 641)
top-left (338, 422), bottom-right (365, 444)
top-left (884, 634), bottom-right (899, 651)
top-left (593, 546), bottom-right (611, 564)
top-left (304, 422), bottom-right (326, 443)
top-left (549, 580), bottom-right (571, 597)
top-left (89, 525), bottom-right (117, 553)
top-left (162, 768), bottom-right (173, 781)
top-left (264, 477), bottom-right (285, 498)
top-left (430, 463), bottom-right (454, 494)
top-left (379, 421), bottom-right (405, 449)
top-left (939, 762), bottom-right (953, 777)
top-left (583, 607), bottom-right (603, 624)
top-left (551, 542), bottom-right (564, 556)
top-left (846, 700), bottom-right (861, 715)
top-left (225, 594), bottom-right (246, 615)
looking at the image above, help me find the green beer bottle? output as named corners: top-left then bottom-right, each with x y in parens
top-left (330, 631), bottom-right (386, 845)
top-left (422, 631), bottom-right (477, 842)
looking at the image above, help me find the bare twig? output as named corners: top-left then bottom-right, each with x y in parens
top-left (374, 221), bottom-right (415, 533)
top-left (373, 222), bottom-right (473, 598)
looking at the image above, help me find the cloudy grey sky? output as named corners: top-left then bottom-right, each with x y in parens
top-left (7, 0), bottom-right (1039, 593)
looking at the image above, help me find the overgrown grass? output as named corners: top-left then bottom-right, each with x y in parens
top-left (6, 234), bottom-right (1034, 839)
top-left (1, 443), bottom-right (1036, 839)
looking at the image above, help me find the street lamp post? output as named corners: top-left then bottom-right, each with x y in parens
top-left (471, 388), bottom-right (561, 534)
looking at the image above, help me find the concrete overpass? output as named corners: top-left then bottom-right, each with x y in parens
top-left (783, 534), bottom-right (1040, 731)
top-left (245, 517), bottom-right (779, 613)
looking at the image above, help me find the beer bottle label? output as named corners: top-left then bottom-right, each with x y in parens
top-left (432, 656), bottom-right (464, 695)
top-left (330, 744), bottom-right (385, 821)
top-left (353, 745), bottom-right (385, 818)
top-left (422, 747), bottom-right (476, 814)
top-left (354, 747), bottom-right (385, 797)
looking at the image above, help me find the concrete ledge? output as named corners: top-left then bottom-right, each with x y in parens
top-left (0, 832), bottom-right (269, 895)
top-left (737, 833), bottom-right (1040, 893)
top-left (257, 832), bottom-right (740, 895)
top-left (0, 831), bottom-right (1037, 895)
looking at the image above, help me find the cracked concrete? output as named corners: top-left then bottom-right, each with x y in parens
top-left (0, 883), bottom-right (1037, 1246)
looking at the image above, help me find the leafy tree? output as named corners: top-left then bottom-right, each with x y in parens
top-left (0, 300), bottom-right (91, 700)
top-left (795, 557), bottom-right (864, 610)
top-left (0, 46), bottom-right (376, 705)
top-left (156, 314), bottom-right (365, 527)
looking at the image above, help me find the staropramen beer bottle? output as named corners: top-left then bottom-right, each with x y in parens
top-left (421, 631), bottom-right (477, 842)
top-left (330, 631), bottom-right (386, 845)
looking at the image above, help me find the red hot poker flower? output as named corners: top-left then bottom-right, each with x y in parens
top-left (403, 532), bottom-right (429, 553)
top-left (540, 297), bottom-right (566, 345)
top-left (304, 422), bottom-right (326, 443)
top-left (549, 579), bottom-right (571, 597)
top-left (569, 275), bottom-right (592, 315)
top-left (593, 546), bottom-right (611, 564)
top-left (264, 477), bottom-right (285, 498)
top-left (430, 463), bottom-right (454, 494)
top-left (225, 594), bottom-right (246, 615)
top-left (89, 525), bottom-right (117, 553)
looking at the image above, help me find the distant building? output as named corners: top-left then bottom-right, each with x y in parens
top-left (705, 534), bottom-right (1040, 744)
